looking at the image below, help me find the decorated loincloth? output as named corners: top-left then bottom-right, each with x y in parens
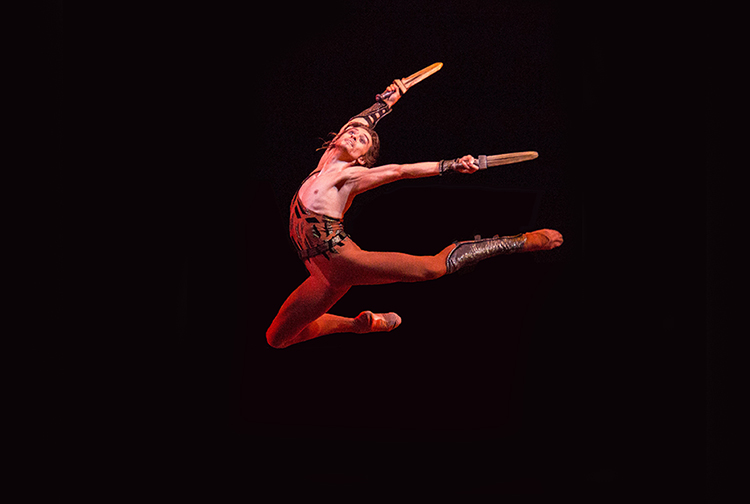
top-left (289, 189), bottom-right (350, 261)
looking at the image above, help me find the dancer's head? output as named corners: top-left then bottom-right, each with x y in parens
top-left (324, 123), bottom-right (380, 167)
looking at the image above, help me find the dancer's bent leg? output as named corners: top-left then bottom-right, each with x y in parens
top-left (266, 275), bottom-right (351, 348)
top-left (265, 274), bottom-right (401, 349)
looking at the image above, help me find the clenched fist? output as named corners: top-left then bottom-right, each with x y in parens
top-left (439, 155), bottom-right (478, 175)
top-left (379, 83), bottom-right (402, 107)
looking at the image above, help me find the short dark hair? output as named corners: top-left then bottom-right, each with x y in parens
top-left (320, 123), bottom-right (380, 168)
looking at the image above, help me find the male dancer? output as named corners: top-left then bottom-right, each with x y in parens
top-left (266, 82), bottom-right (563, 348)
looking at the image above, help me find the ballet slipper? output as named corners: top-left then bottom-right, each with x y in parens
top-left (354, 311), bottom-right (402, 333)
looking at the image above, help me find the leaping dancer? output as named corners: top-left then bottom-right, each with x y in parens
top-left (266, 63), bottom-right (563, 348)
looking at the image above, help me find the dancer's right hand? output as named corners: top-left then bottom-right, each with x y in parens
top-left (452, 155), bottom-right (478, 174)
top-left (380, 83), bottom-right (402, 107)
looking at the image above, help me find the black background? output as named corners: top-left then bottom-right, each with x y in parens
top-left (64, 1), bottom-right (714, 500)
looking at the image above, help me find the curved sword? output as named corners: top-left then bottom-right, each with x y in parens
top-left (376, 62), bottom-right (443, 102)
top-left (473, 151), bottom-right (539, 169)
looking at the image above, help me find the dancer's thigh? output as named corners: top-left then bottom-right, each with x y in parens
top-left (309, 240), bottom-right (446, 286)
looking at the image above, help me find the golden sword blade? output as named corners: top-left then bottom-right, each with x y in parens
top-left (475, 151), bottom-right (539, 169)
top-left (376, 62), bottom-right (443, 102)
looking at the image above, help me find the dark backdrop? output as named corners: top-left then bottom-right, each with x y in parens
top-left (89, 1), bottom-right (709, 500)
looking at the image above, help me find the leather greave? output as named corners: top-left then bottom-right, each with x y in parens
top-left (445, 234), bottom-right (527, 274)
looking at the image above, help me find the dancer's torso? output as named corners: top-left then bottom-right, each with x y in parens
top-left (296, 166), bottom-right (360, 220)
top-left (289, 168), bottom-right (356, 261)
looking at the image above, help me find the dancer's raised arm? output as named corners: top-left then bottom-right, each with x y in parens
top-left (341, 83), bottom-right (402, 132)
top-left (342, 62), bottom-right (443, 132)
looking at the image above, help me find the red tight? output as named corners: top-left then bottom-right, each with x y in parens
top-left (266, 240), bottom-right (456, 348)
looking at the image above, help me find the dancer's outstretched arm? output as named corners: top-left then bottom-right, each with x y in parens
top-left (347, 155), bottom-right (478, 195)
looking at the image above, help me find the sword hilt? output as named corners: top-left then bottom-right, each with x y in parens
top-left (375, 90), bottom-right (394, 103)
top-left (375, 79), bottom-right (407, 103)
top-left (473, 155), bottom-right (488, 170)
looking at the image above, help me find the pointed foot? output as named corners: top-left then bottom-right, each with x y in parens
top-left (354, 311), bottom-right (402, 333)
top-left (522, 229), bottom-right (563, 252)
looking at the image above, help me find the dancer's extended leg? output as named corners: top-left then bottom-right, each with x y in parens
top-left (309, 241), bottom-right (456, 286)
top-left (308, 229), bottom-right (561, 287)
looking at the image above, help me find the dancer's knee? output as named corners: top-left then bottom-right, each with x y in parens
top-left (415, 257), bottom-right (446, 282)
top-left (423, 244), bottom-right (454, 281)
top-left (266, 322), bottom-right (294, 349)
top-left (426, 262), bottom-right (446, 280)
top-left (265, 326), bottom-right (284, 349)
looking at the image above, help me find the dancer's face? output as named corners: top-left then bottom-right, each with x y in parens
top-left (337, 127), bottom-right (373, 164)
